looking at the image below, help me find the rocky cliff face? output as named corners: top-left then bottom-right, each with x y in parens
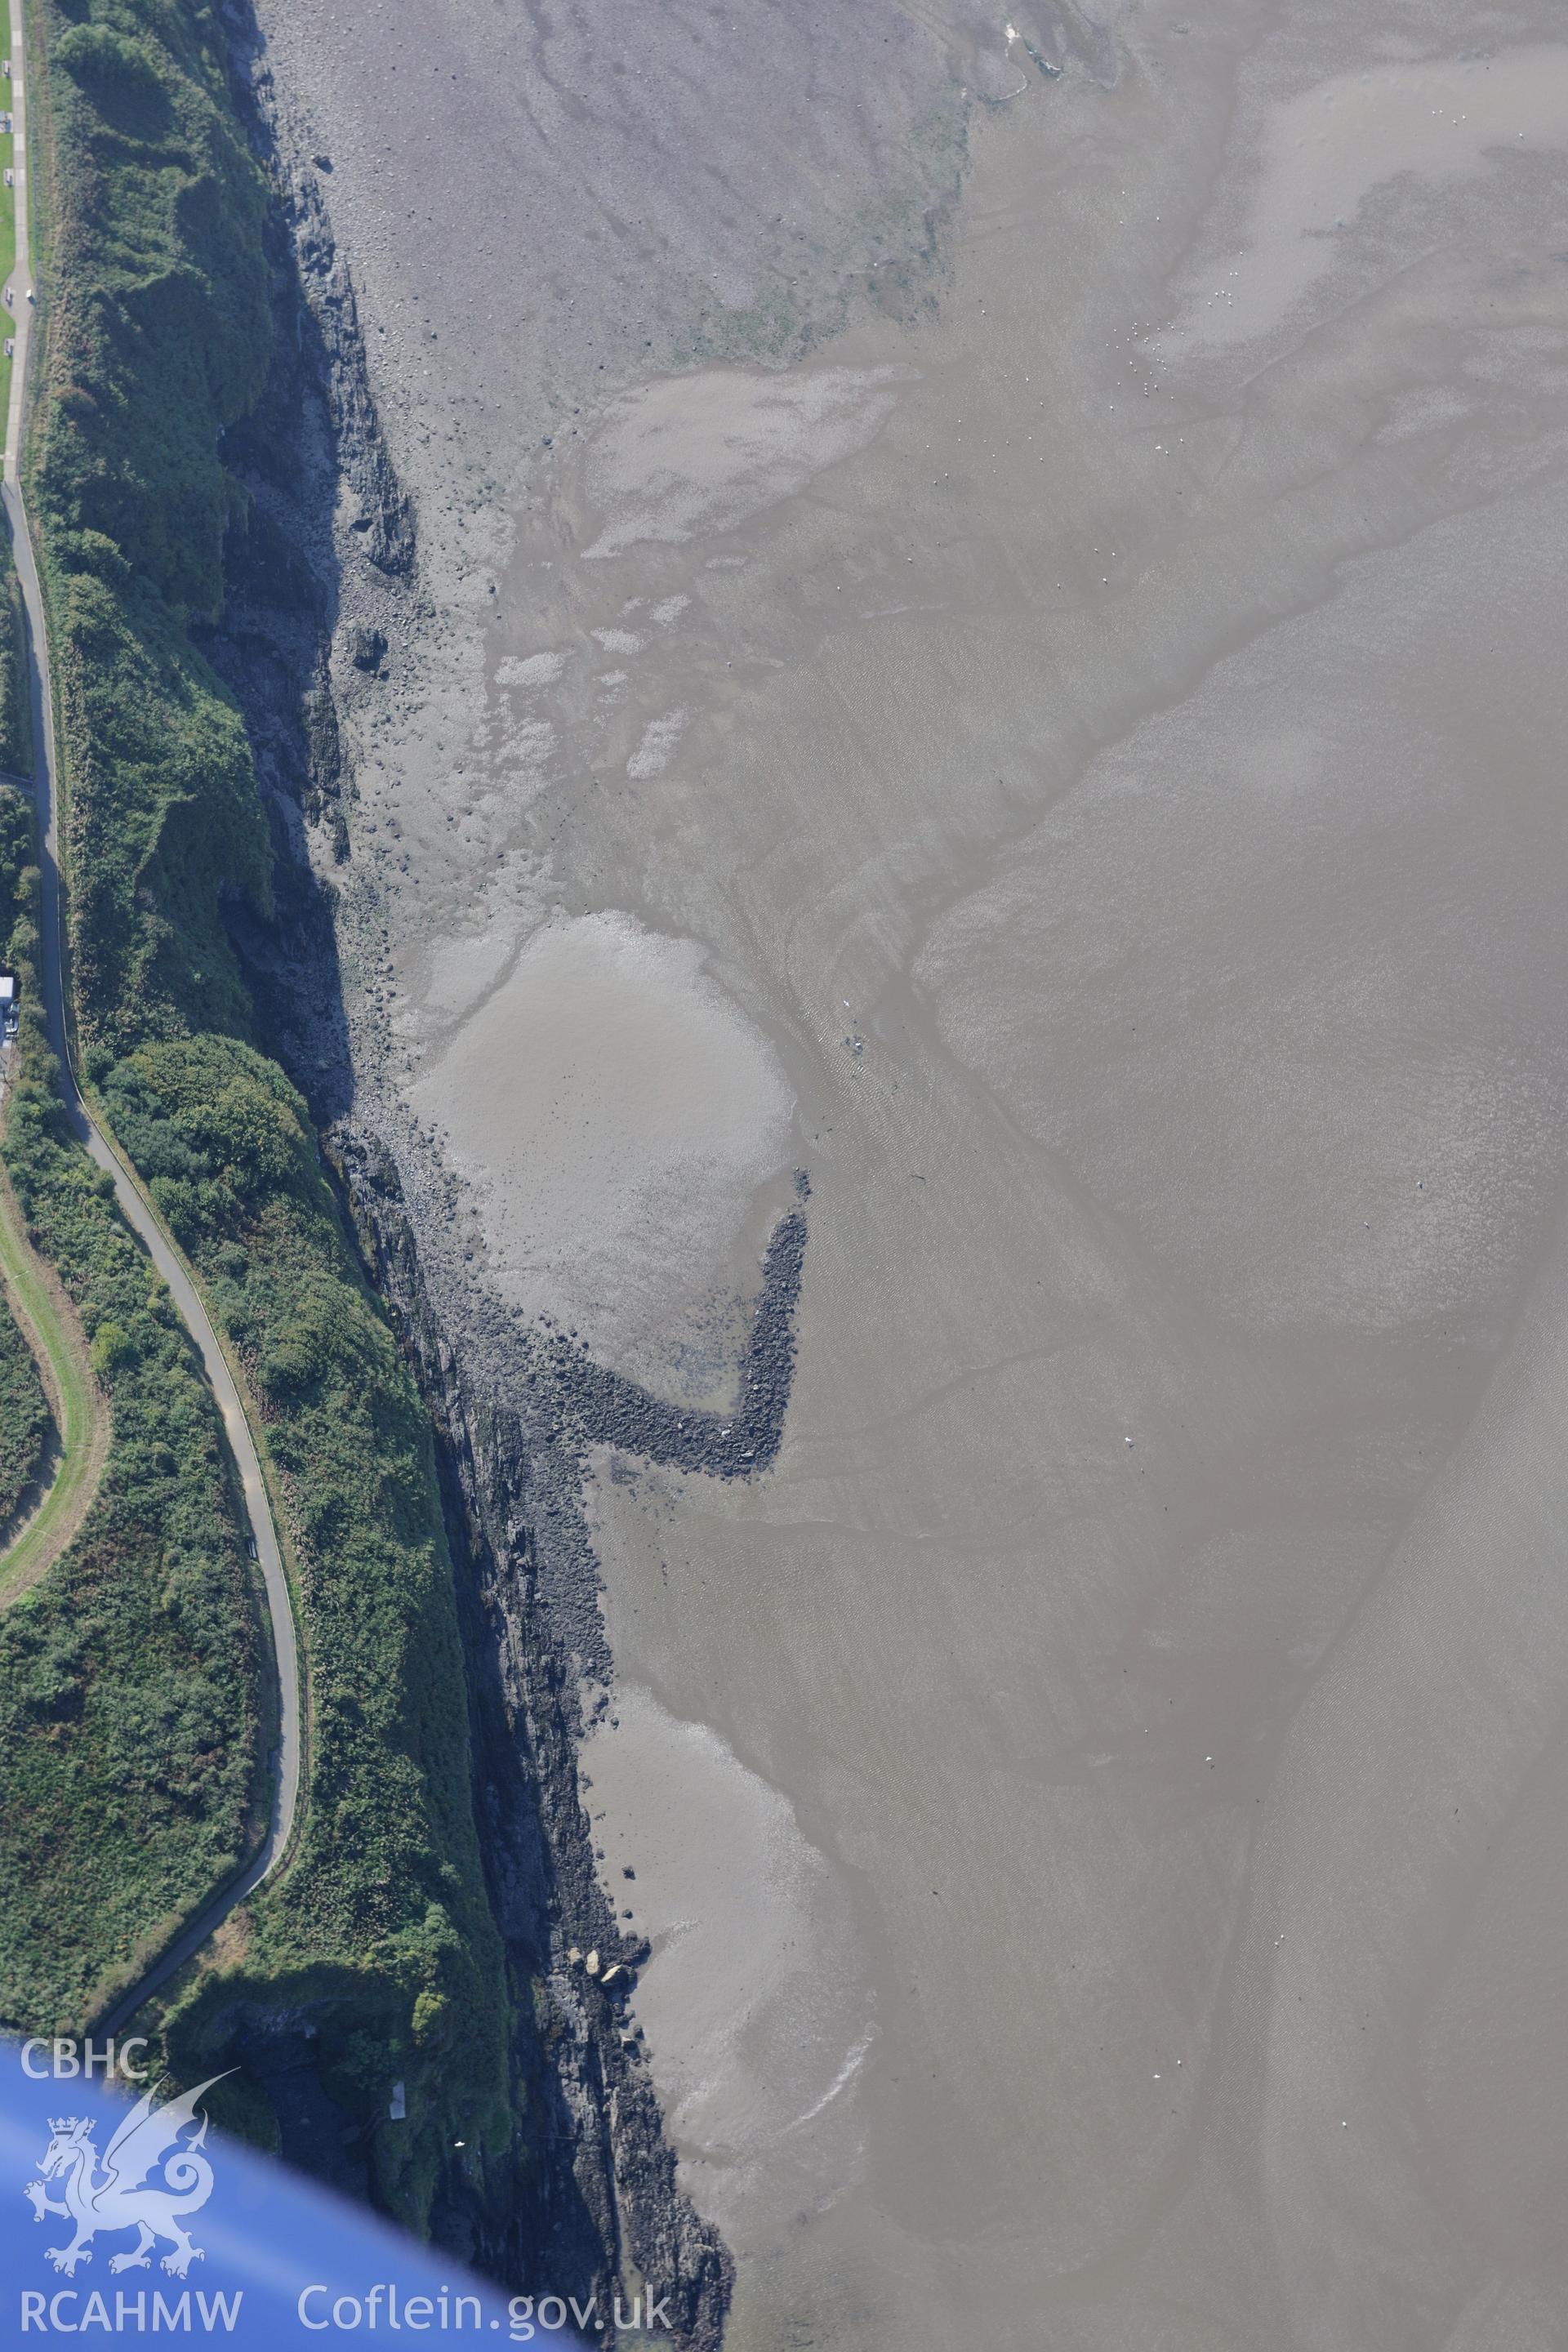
top-left (200, 8), bottom-right (808, 2342)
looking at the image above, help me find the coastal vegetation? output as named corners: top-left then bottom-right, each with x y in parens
top-left (7, 0), bottom-right (513, 2221)
top-left (0, 1127), bottom-right (106, 1601)
top-left (0, 794), bottom-right (259, 2020)
top-left (0, 554), bottom-right (25, 775)
top-left (2, 799), bottom-right (110, 1608)
top-left (0, 1267), bottom-right (50, 1532)
top-left (0, 789), bottom-right (51, 1545)
top-left (103, 1040), bottom-right (513, 2209)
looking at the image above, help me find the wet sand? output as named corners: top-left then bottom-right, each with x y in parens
top-left (259, 0), bottom-right (1568, 2341)
top-left (408, 911), bottom-right (793, 1369)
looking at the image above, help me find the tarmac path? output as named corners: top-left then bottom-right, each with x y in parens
top-left (1, 0), bottom-right (303, 2031)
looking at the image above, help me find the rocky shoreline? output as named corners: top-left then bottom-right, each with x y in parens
top-left (198, 6), bottom-right (813, 2341)
top-left (336, 1124), bottom-right (738, 2351)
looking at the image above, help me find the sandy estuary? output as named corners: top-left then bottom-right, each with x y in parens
top-left (244, 0), bottom-right (1568, 2341)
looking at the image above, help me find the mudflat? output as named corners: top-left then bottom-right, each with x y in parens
top-left (258, 0), bottom-right (1568, 2343)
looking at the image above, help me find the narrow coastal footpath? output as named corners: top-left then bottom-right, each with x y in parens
top-left (1, 0), bottom-right (302, 2024)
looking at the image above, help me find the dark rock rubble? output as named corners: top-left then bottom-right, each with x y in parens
top-left (194, 7), bottom-right (817, 2342)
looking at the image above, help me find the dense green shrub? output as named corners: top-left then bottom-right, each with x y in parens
top-left (105, 1040), bottom-right (511, 2208)
top-left (0, 783), bottom-right (32, 947)
top-left (0, 1294), bottom-right (50, 1529)
top-left (29, 0), bottom-right (272, 1044)
top-left (11, 0), bottom-right (513, 2216)
top-left (0, 551), bottom-right (28, 777)
top-left (0, 789), bottom-right (261, 2031)
top-left (1, 785), bottom-right (53, 1538)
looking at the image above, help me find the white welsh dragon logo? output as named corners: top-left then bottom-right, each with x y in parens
top-left (22, 2074), bottom-right (230, 2278)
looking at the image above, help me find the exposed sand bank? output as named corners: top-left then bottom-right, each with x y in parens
top-left (580, 1679), bottom-right (871, 2259)
top-left (256, 0), bottom-right (1568, 2341)
top-left (409, 911), bottom-right (793, 1366)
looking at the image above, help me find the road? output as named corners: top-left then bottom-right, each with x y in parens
top-left (2, 0), bottom-right (303, 2031)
